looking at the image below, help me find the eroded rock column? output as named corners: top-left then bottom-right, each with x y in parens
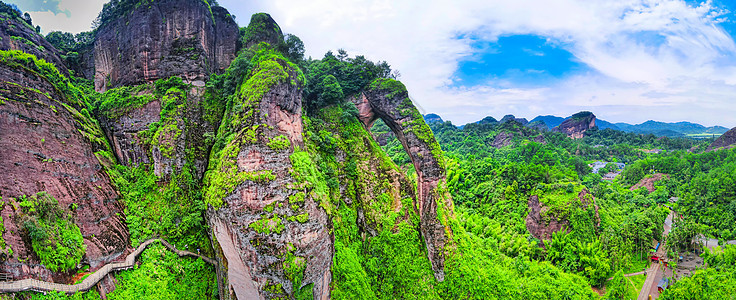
top-left (205, 56), bottom-right (332, 300)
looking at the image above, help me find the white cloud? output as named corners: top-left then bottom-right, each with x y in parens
top-left (23, 0), bottom-right (736, 127)
top-left (217, 0), bottom-right (736, 127)
top-left (20, 0), bottom-right (106, 34)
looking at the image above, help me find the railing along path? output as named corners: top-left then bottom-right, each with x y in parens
top-left (0, 238), bottom-right (216, 294)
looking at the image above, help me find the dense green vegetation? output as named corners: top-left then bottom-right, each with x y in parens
top-left (106, 162), bottom-right (210, 250)
top-left (303, 105), bottom-right (438, 299)
top-left (377, 116), bottom-right (736, 298)
top-left (16, 192), bottom-right (85, 272)
top-left (6, 3), bottom-right (736, 299)
top-left (302, 49), bottom-right (394, 111)
top-left (419, 120), bottom-right (699, 165)
top-left (621, 148), bottom-right (736, 239)
top-left (659, 245), bottom-right (736, 299)
top-left (377, 116), bottom-right (684, 294)
top-left (300, 54), bottom-right (600, 299)
top-left (91, 76), bottom-right (213, 252)
top-left (106, 243), bottom-right (217, 299)
top-left (27, 243), bottom-right (217, 300)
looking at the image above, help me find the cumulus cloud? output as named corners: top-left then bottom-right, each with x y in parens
top-left (17, 0), bottom-right (736, 126)
top-left (220, 0), bottom-right (736, 126)
top-left (6, 0), bottom-right (106, 34)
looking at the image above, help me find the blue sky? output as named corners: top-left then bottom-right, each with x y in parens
top-left (451, 34), bottom-right (589, 88)
top-left (10, 0), bottom-right (736, 127)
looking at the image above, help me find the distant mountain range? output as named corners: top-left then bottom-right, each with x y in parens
top-left (612, 120), bottom-right (729, 137)
top-left (424, 113), bottom-right (731, 138)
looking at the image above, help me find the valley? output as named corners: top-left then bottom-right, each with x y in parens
top-left (0, 0), bottom-right (735, 300)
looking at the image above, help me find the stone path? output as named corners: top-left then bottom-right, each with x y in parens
top-left (0, 238), bottom-right (216, 294)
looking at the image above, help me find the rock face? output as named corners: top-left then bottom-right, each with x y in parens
top-left (354, 79), bottom-right (454, 281)
top-left (102, 100), bottom-right (161, 167)
top-left (2, 3), bottom-right (458, 297)
top-left (205, 56), bottom-right (332, 300)
top-left (552, 111), bottom-right (596, 139)
top-left (707, 127), bottom-right (736, 152)
top-left (92, 0), bottom-right (238, 180)
top-left (526, 189), bottom-right (599, 246)
top-left (491, 124), bottom-right (546, 149)
top-left (98, 82), bottom-right (219, 180)
top-left (526, 195), bottom-right (566, 244)
top-left (0, 13), bottom-right (68, 75)
top-left (68, 43), bottom-right (96, 80)
top-left (0, 52), bottom-right (129, 281)
top-left (93, 0), bottom-right (238, 91)
top-left (492, 131), bottom-right (516, 148)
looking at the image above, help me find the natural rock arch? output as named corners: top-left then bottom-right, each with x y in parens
top-left (352, 78), bottom-right (454, 281)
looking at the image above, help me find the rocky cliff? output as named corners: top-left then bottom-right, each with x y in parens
top-left (202, 49), bottom-right (334, 299)
top-left (92, 0), bottom-right (238, 181)
top-left (707, 127), bottom-right (736, 152)
top-left (93, 0), bottom-right (238, 91)
top-left (1, 0), bottom-right (240, 292)
top-left (526, 188), bottom-right (599, 246)
top-left (86, 1), bottom-right (242, 296)
top-left (0, 1), bottom-right (457, 298)
top-left (552, 111), bottom-right (596, 139)
top-left (0, 10), bottom-right (68, 75)
top-left (0, 49), bottom-right (129, 286)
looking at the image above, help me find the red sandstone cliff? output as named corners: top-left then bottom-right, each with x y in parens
top-left (93, 0), bottom-right (238, 91)
top-left (707, 126), bottom-right (736, 152)
top-left (0, 16), bottom-right (129, 283)
top-left (552, 111), bottom-right (597, 139)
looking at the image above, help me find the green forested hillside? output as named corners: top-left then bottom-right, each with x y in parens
top-left (10, 32), bottom-right (733, 300)
top-left (378, 117), bottom-right (735, 298)
top-left (4, 1), bottom-right (736, 299)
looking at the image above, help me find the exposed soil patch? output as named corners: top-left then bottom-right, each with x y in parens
top-left (630, 173), bottom-right (669, 193)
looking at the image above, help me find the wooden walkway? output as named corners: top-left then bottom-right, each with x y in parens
top-left (0, 238), bottom-right (216, 294)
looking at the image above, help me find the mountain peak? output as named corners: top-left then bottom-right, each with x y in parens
top-left (552, 111), bottom-right (596, 138)
top-left (242, 13), bottom-right (284, 48)
top-left (500, 114), bottom-right (528, 125)
top-left (423, 113), bottom-right (444, 124)
top-left (707, 127), bottom-right (736, 151)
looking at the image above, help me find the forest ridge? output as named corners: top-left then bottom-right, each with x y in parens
top-left (0, 1), bottom-right (734, 300)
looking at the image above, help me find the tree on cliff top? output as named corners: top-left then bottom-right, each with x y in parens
top-left (571, 111), bottom-right (595, 120)
top-left (303, 50), bottom-right (393, 112)
top-left (242, 13), bottom-right (284, 49)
